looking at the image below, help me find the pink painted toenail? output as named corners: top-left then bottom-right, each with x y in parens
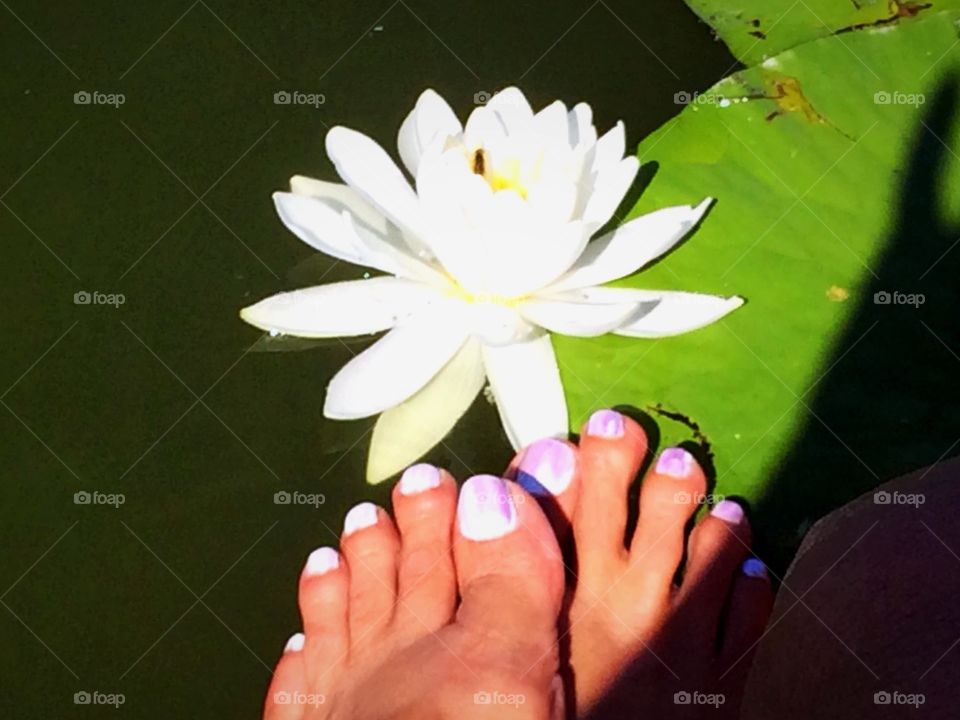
top-left (399, 463), bottom-right (441, 495)
top-left (710, 500), bottom-right (745, 525)
top-left (655, 447), bottom-right (696, 478)
top-left (304, 546), bottom-right (339, 577)
top-left (343, 502), bottom-right (379, 535)
top-left (458, 475), bottom-right (518, 541)
top-left (585, 409), bottom-right (624, 438)
top-left (284, 632), bottom-right (305, 653)
top-left (517, 438), bottom-right (575, 496)
top-left (742, 558), bottom-right (767, 578)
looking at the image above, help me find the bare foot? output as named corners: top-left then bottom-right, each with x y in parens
top-left (511, 410), bottom-right (775, 719)
top-left (264, 466), bottom-right (566, 719)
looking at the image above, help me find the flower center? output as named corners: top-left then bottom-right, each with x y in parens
top-left (472, 148), bottom-right (532, 199)
top-left (447, 280), bottom-right (524, 306)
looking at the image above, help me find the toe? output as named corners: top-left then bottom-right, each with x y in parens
top-left (453, 475), bottom-right (564, 663)
top-left (574, 409), bottom-right (648, 575)
top-left (299, 547), bottom-right (349, 674)
top-left (390, 464), bottom-right (458, 635)
top-left (340, 503), bottom-right (400, 646)
top-left (677, 500), bottom-right (753, 639)
top-left (509, 437), bottom-right (580, 541)
top-left (264, 634), bottom-right (307, 720)
top-left (627, 446), bottom-right (708, 597)
top-left (719, 558), bottom-right (774, 673)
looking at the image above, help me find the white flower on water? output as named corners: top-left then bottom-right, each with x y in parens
top-left (241, 88), bottom-right (743, 482)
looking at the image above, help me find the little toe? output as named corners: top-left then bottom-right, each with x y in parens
top-left (677, 500), bottom-right (753, 639)
top-left (574, 409), bottom-right (648, 576)
top-left (339, 503), bottom-right (400, 646)
top-left (511, 437), bottom-right (580, 541)
top-left (627, 446), bottom-right (708, 597)
top-left (264, 634), bottom-right (307, 720)
top-left (390, 464), bottom-right (458, 635)
top-left (719, 558), bottom-right (774, 675)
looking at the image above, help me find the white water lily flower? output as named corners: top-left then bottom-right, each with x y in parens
top-left (241, 87), bottom-right (743, 483)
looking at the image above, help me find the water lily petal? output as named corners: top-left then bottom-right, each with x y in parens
top-left (559, 287), bottom-right (743, 337)
top-left (582, 156), bottom-right (640, 230)
top-left (366, 338), bottom-right (485, 484)
top-left (533, 99), bottom-right (569, 148)
top-left (519, 296), bottom-right (642, 337)
top-left (324, 312), bottom-right (468, 420)
top-left (273, 191), bottom-right (369, 266)
top-left (592, 120), bottom-right (626, 174)
top-left (239, 277), bottom-right (444, 338)
top-left (486, 87), bottom-right (534, 135)
top-left (482, 333), bottom-right (568, 449)
top-left (568, 103), bottom-right (597, 150)
top-left (546, 198), bottom-right (713, 292)
top-left (326, 126), bottom-right (424, 236)
top-left (397, 89), bottom-right (462, 177)
top-left (288, 175), bottom-right (388, 236)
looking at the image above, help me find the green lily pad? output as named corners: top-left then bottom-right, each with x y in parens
top-left (557, 10), bottom-right (960, 567)
top-left (685, 0), bottom-right (960, 65)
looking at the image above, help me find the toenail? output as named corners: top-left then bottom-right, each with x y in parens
top-left (399, 463), bottom-right (442, 495)
top-left (517, 438), bottom-right (575, 496)
top-left (742, 558), bottom-right (768, 579)
top-left (304, 546), bottom-right (340, 577)
top-left (284, 632), bottom-right (305, 653)
top-left (344, 502), bottom-right (379, 535)
top-left (585, 409), bottom-right (625, 438)
top-left (655, 447), bottom-right (696, 478)
top-left (457, 475), bottom-right (518, 541)
top-left (710, 499), bottom-right (745, 525)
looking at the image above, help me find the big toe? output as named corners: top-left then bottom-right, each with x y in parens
top-left (453, 475), bottom-right (565, 683)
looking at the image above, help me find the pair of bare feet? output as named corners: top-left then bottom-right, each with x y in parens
top-left (264, 409), bottom-right (774, 719)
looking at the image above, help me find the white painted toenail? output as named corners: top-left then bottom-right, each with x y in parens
top-left (457, 475), bottom-right (518, 541)
top-left (517, 438), bottom-right (575, 496)
top-left (304, 546), bottom-right (340, 577)
top-left (284, 632), bottom-right (305, 653)
top-left (742, 558), bottom-right (768, 579)
top-left (655, 447), bottom-right (696, 478)
top-left (399, 463), bottom-right (441, 495)
top-left (343, 502), bottom-right (379, 536)
top-left (710, 499), bottom-right (745, 525)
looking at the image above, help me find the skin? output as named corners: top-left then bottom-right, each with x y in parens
top-left (263, 410), bottom-right (774, 719)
